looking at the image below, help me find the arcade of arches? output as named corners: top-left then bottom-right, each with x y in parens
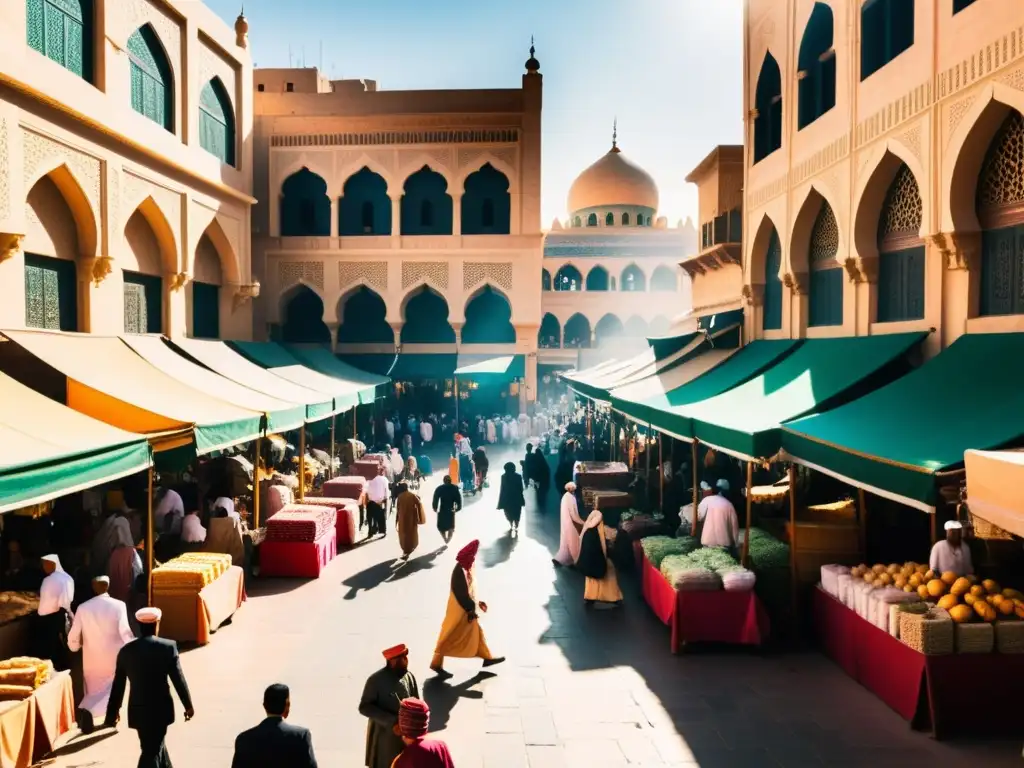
top-left (538, 311), bottom-right (668, 349)
top-left (545, 263), bottom-right (675, 293)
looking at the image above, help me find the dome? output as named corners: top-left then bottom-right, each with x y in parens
top-left (567, 144), bottom-right (659, 215)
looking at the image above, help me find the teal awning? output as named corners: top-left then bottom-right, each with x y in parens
top-left (230, 342), bottom-right (364, 413)
top-left (391, 353), bottom-right (457, 380)
top-left (286, 344), bottom-right (390, 401)
top-left (339, 354), bottom-right (398, 377)
top-left (0, 372), bottom-right (152, 513)
top-left (782, 333), bottom-right (1024, 511)
top-left (683, 333), bottom-right (926, 460)
top-left (454, 354), bottom-right (525, 379)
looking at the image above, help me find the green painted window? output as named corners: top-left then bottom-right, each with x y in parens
top-left (877, 246), bottom-right (924, 322)
top-left (762, 231), bottom-right (783, 330)
top-left (980, 225), bottom-right (1024, 317)
top-left (26, 0), bottom-right (91, 81)
top-left (192, 281), bottom-right (220, 339)
top-left (797, 3), bottom-right (836, 130)
top-left (123, 271), bottom-right (162, 334)
top-left (128, 25), bottom-right (173, 132)
top-left (199, 78), bottom-right (235, 166)
top-left (24, 254), bottom-right (77, 331)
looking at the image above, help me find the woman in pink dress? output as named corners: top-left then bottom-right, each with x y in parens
top-left (552, 482), bottom-right (584, 567)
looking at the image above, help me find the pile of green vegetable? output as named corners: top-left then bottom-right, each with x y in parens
top-left (745, 527), bottom-right (790, 571)
top-left (640, 536), bottom-right (699, 569)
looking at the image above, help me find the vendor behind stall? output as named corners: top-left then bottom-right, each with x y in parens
top-left (930, 520), bottom-right (973, 577)
top-left (699, 479), bottom-right (739, 551)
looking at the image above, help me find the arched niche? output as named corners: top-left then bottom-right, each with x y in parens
top-left (622, 212), bottom-right (631, 226)
top-left (620, 264), bottom-right (646, 292)
top-left (281, 168), bottom-right (330, 236)
top-left (542, 268), bottom-right (551, 291)
top-left (762, 227), bottom-right (783, 331)
top-left (539, 313), bottom-right (561, 348)
top-left (585, 265), bottom-right (609, 291)
top-left (753, 51), bottom-right (782, 163)
top-left (797, 3), bottom-right (836, 130)
top-left (122, 199), bottom-right (177, 335)
top-left (554, 264), bottom-right (583, 292)
top-left (462, 285), bottom-right (515, 343)
top-left (338, 286), bottom-right (393, 343)
top-left (870, 162), bottom-right (925, 322)
top-left (563, 313), bottom-right (591, 349)
top-left (649, 265), bottom-right (677, 292)
top-left (190, 232), bottom-right (222, 339)
top-left (624, 316), bottom-right (648, 337)
top-left (401, 166), bottom-right (453, 235)
top-left (400, 286), bottom-right (456, 343)
top-left (281, 284), bottom-right (330, 343)
top-left (594, 314), bottom-right (624, 344)
top-left (587, 213), bottom-right (597, 227)
top-left (340, 167), bottom-right (391, 236)
top-left (461, 163), bottom-right (510, 235)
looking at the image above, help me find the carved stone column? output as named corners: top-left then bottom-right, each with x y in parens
top-left (782, 271), bottom-right (808, 295)
top-left (232, 281), bottom-right (261, 312)
top-left (389, 195), bottom-right (402, 243)
top-left (451, 193), bottom-right (463, 236)
top-left (325, 322), bottom-right (340, 352)
top-left (843, 255), bottom-right (879, 284)
top-left (330, 199), bottom-right (339, 238)
top-left (389, 321), bottom-right (404, 348)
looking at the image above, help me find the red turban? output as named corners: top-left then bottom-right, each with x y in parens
top-left (382, 644), bottom-right (408, 661)
top-left (456, 539), bottom-right (479, 570)
top-left (398, 697), bottom-right (430, 738)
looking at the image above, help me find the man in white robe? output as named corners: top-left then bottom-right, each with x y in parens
top-left (929, 520), bottom-right (974, 577)
top-left (699, 479), bottom-right (739, 550)
top-left (37, 554), bottom-right (75, 670)
top-left (68, 576), bottom-right (135, 732)
top-left (553, 483), bottom-right (585, 566)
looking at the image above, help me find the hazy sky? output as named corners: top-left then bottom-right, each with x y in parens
top-left (208, 0), bottom-right (744, 227)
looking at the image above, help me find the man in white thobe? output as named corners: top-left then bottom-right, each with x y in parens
top-left (37, 554), bottom-right (75, 670)
top-left (68, 576), bottom-right (135, 732)
top-left (154, 487), bottom-right (184, 536)
top-left (699, 479), bottom-right (740, 550)
top-left (419, 418), bottom-right (433, 445)
top-left (929, 520), bottom-right (974, 577)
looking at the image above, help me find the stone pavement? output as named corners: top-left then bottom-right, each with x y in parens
top-left (47, 445), bottom-right (1020, 767)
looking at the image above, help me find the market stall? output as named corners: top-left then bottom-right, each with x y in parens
top-left (0, 663), bottom-right (75, 768)
top-left (151, 553), bottom-right (245, 645)
top-left (295, 497), bottom-right (359, 547)
top-left (963, 449), bottom-right (1024, 539)
top-left (260, 505), bottom-right (338, 578)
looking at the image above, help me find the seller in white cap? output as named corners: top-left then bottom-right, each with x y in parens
top-left (929, 520), bottom-right (974, 577)
top-left (699, 478), bottom-right (740, 550)
top-left (36, 554), bottom-right (75, 670)
top-left (67, 576), bottom-right (135, 733)
top-left (105, 606), bottom-right (195, 767)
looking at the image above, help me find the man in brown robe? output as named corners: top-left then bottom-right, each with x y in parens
top-left (395, 484), bottom-right (426, 559)
top-left (358, 644), bottom-right (420, 768)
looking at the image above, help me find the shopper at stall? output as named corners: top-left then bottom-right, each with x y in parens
top-left (68, 575), bottom-right (135, 733)
top-left (930, 520), bottom-right (974, 577)
top-left (359, 644), bottom-right (420, 768)
top-left (699, 479), bottom-right (739, 551)
top-left (232, 683), bottom-right (318, 768)
top-left (578, 511), bottom-right (623, 608)
top-left (105, 607), bottom-right (194, 768)
top-left (457, 438), bottom-right (475, 495)
top-left (553, 483), bottom-right (585, 567)
top-left (366, 465), bottom-right (390, 538)
top-left (432, 476), bottom-right (462, 546)
top-left (108, 539), bottom-right (137, 604)
top-left (91, 510), bottom-right (133, 576)
top-left (181, 508), bottom-right (207, 545)
top-left (497, 463), bottom-right (526, 535)
top-left (37, 554), bottom-right (74, 670)
top-left (153, 488), bottom-right (184, 537)
top-left (391, 698), bottom-right (455, 768)
top-left (430, 540), bottom-right (505, 677)
top-left (396, 484), bottom-right (426, 559)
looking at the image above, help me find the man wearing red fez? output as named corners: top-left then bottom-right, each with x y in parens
top-left (390, 698), bottom-right (454, 768)
top-left (359, 644), bottom-right (420, 768)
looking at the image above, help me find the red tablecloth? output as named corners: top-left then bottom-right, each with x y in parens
top-left (638, 549), bottom-right (769, 653)
top-left (322, 476), bottom-right (367, 500)
top-left (260, 527), bottom-right (337, 578)
top-left (296, 497), bottom-right (359, 547)
top-left (812, 587), bottom-right (1024, 738)
top-left (351, 460), bottom-right (383, 481)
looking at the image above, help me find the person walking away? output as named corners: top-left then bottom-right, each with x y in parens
top-left (36, 554), bottom-right (74, 671)
top-left (472, 446), bottom-right (489, 492)
top-left (419, 418), bottom-right (433, 447)
top-left (391, 698), bottom-right (455, 768)
top-left (699, 479), bottom-right (739, 553)
top-left (395, 484), bottom-right (426, 559)
top-left (430, 540), bottom-right (505, 677)
top-left (432, 476), bottom-right (462, 546)
top-left (232, 683), bottom-right (317, 768)
top-left (153, 488), bottom-right (184, 537)
top-left (521, 444), bottom-right (534, 489)
top-left (457, 438), bottom-right (475, 495)
top-left (497, 463), bottom-right (525, 535)
top-left (527, 446), bottom-right (550, 508)
top-left (105, 607), bottom-right (194, 768)
top-left (359, 644), bottom-right (420, 768)
top-left (930, 520), bottom-right (973, 577)
top-left (67, 575), bottom-right (135, 733)
top-left (578, 511), bottom-right (623, 608)
top-left (366, 466), bottom-right (390, 538)
top-left (553, 483), bottom-right (585, 567)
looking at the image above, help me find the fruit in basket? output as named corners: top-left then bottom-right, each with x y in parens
top-left (949, 604), bottom-right (974, 624)
top-left (940, 571), bottom-right (957, 586)
top-left (937, 594), bottom-right (959, 611)
top-left (872, 564), bottom-right (886, 575)
top-left (1016, 604), bottom-right (1024, 620)
top-left (863, 572), bottom-right (875, 583)
top-left (916, 564), bottom-right (928, 575)
top-left (964, 593), bottom-right (978, 606)
top-left (924, 569), bottom-right (935, 581)
top-left (917, 585), bottom-right (930, 600)
top-left (909, 573), bottom-right (923, 588)
top-left (927, 579), bottom-right (947, 598)
top-left (894, 575), bottom-right (907, 588)
top-left (903, 585), bottom-right (915, 593)
top-left (1002, 588), bottom-right (1024, 601)
top-left (970, 584), bottom-right (985, 597)
top-left (974, 601), bottom-right (997, 622)
top-left (886, 564), bottom-right (900, 576)
top-left (950, 577), bottom-right (971, 597)
top-left (982, 579), bottom-right (1001, 595)
top-left (998, 600), bottom-right (1016, 618)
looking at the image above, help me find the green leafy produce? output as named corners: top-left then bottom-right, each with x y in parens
top-left (745, 527), bottom-right (790, 571)
top-left (686, 547), bottom-right (739, 573)
top-left (640, 536), bottom-right (699, 569)
top-left (659, 555), bottom-right (721, 590)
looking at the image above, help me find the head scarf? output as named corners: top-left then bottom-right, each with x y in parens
top-left (456, 539), bottom-right (480, 570)
top-left (564, 482), bottom-right (576, 492)
top-left (944, 520), bottom-right (963, 531)
top-left (715, 479), bottom-right (730, 493)
top-left (504, 462), bottom-right (516, 473)
top-left (398, 698), bottom-right (430, 738)
top-left (41, 554), bottom-right (64, 571)
top-left (582, 509), bottom-right (603, 532)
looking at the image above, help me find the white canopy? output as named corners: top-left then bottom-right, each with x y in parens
top-left (964, 449), bottom-right (1024, 539)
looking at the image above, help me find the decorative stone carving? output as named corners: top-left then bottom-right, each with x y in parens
top-left (168, 271), bottom-right (190, 291)
top-left (22, 129), bottom-right (102, 223)
top-left (233, 282), bottom-right (260, 310)
top-left (199, 40), bottom-right (238, 110)
top-left (89, 256), bottom-right (114, 284)
top-left (996, 65), bottom-right (1024, 93)
top-left (947, 95), bottom-right (977, 147)
top-left (402, 261), bottom-right (448, 289)
top-left (279, 261), bottom-right (325, 291)
top-left (932, 232), bottom-right (981, 271)
top-left (0, 119), bottom-right (9, 221)
top-left (463, 262), bottom-right (513, 291)
top-left (338, 261), bottom-right (387, 292)
top-left (977, 110), bottom-right (1024, 210)
top-left (0, 233), bottom-right (25, 263)
top-left (899, 124), bottom-right (923, 166)
top-left (843, 256), bottom-right (878, 284)
top-left (879, 164), bottom-right (923, 237)
top-left (741, 283), bottom-right (764, 306)
top-left (123, 172), bottom-right (181, 234)
top-left (782, 271), bottom-right (808, 295)
top-left (114, 0), bottom-right (181, 76)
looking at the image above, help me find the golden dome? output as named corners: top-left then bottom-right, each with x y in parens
top-left (567, 142), bottom-right (659, 215)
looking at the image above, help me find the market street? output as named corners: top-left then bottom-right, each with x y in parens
top-left (47, 446), bottom-right (1020, 768)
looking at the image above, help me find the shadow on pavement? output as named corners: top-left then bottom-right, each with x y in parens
top-left (422, 670), bottom-right (494, 734)
top-left (480, 531), bottom-right (518, 568)
top-left (340, 557), bottom-right (400, 600)
top-left (385, 547), bottom-right (444, 582)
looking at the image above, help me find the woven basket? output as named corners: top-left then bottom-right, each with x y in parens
top-left (969, 510), bottom-right (1016, 541)
top-left (995, 620), bottom-right (1024, 653)
top-left (955, 621), bottom-right (994, 654)
top-left (899, 608), bottom-right (954, 655)
top-left (888, 604), bottom-right (903, 639)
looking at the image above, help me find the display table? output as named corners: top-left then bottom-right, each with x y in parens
top-left (576, 461), bottom-right (630, 491)
top-left (260, 527), bottom-right (337, 579)
top-left (0, 671), bottom-right (75, 767)
top-left (813, 587), bottom-right (1024, 739)
top-left (322, 475), bottom-right (367, 501)
top-left (153, 565), bottom-right (246, 645)
top-left (636, 545), bottom-right (769, 653)
top-left (351, 460), bottom-right (383, 481)
top-left (297, 497), bottom-right (358, 547)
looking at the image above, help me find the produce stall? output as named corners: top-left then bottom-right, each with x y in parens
top-left (260, 505), bottom-right (338, 578)
top-left (0, 661), bottom-right (75, 768)
top-left (151, 553), bottom-right (246, 645)
top-left (635, 537), bottom-right (769, 653)
top-left (815, 562), bottom-right (1024, 738)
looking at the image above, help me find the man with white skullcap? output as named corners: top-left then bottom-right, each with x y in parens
top-left (929, 520), bottom-right (974, 577)
top-left (106, 606), bottom-right (194, 767)
top-left (68, 576), bottom-right (135, 733)
top-left (698, 478), bottom-right (739, 550)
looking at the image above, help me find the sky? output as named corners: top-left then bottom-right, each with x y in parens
top-left (207, 0), bottom-right (744, 227)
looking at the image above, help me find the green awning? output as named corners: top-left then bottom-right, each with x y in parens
top-left (286, 344), bottom-right (390, 400)
top-left (0, 372), bottom-right (152, 513)
top-left (624, 340), bottom-right (802, 435)
top-left (122, 336), bottom-right (306, 434)
top-left (170, 338), bottom-right (334, 423)
top-left (683, 333), bottom-right (926, 460)
top-left (390, 353), bottom-right (458, 380)
top-left (454, 354), bottom-right (525, 379)
top-left (229, 342), bottom-right (363, 413)
top-left (338, 354), bottom-right (398, 377)
top-left (781, 332), bottom-right (1024, 511)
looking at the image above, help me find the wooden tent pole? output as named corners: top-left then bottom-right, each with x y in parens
top-left (742, 461), bottom-right (753, 566)
top-left (930, 509), bottom-right (937, 545)
top-left (253, 436), bottom-right (262, 528)
top-left (146, 466), bottom-right (154, 607)
top-left (353, 404), bottom-right (358, 439)
top-left (691, 440), bottom-right (699, 535)
top-left (858, 488), bottom-right (867, 559)
top-left (329, 416), bottom-right (336, 480)
top-left (658, 433), bottom-right (664, 512)
top-left (298, 427), bottom-right (306, 502)
top-left (788, 464), bottom-right (798, 625)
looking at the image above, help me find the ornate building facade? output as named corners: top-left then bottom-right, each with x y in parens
top-left (739, 0), bottom-right (1024, 357)
top-left (252, 50), bottom-right (543, 405)
top-left (540, 130), bottom-right (696, 371)
top-left (0, 0), bottom-right (256, 340)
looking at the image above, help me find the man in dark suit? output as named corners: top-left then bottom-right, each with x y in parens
top-left (232, 683), bottom-right (318, 768)
top-left (104, 607), bottom-right (194, 768)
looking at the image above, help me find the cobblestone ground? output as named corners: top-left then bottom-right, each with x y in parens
top-left (48, 445), bottom-right (1020, 767)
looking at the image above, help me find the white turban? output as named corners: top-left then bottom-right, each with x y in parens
top-left (944, 520), bottom-right (963, 531)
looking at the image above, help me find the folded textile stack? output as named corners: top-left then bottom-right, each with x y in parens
top-left (820, 564), bottom-right (850, 598)
top-left (267, 505), bottom-right (336, 543)
top-left (296, 497), bottom-right (359, 513)
top-left (176, 552), bottom-right (232, 580)
top-left (660, 556), bottom-right (722, 591)
top-left (640, 536), bottom-right (700, 569)
top-left (871, 587), bottom-right (921, 632)
top-left (721, 568), bottom-right (757, 592)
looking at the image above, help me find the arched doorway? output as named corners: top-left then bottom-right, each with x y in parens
top-left (339, 167), bottom-right (391, 236)
top-left (807, 200), bottom-right (843, 327)
top-left (763, 228), bottom-right (783, 330)
top-left (281, 285), bottom-right (329, 343)
top-left (462, 286), bottom-right (515, 343)
top-left (649, 265), bottom-right (677, 292)
top-left (281, 168), bottom-right (330, 236)
top-left (191, 232), bottom-right (222, 339)
top-left (461, 164), bottom-right (511, 234)
top-left (539, 313), bottom-right (561, 348)
top-left (585, 265), bottom-right (609, 291)
top-left (337, 286), bottom-right (393, 344)
top-left (876, 163), bottom-right (924, 322)
top-left (401, 167), bottom-right (452, 235)
top-left (595, 314), bottom-right (624, 344)
top-left (563, 314), bottom-right (591, 348)
top-left (621, 264), bottom-right (646, 292)
top-left (401, 287), bottom-right (456, 343)
top-left (554, 265), bottom-right (583, 292)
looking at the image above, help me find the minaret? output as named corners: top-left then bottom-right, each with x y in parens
top-left (235, 7), bottom-right (249, 49)
top-left (611, 117), bottom-right (620, 153)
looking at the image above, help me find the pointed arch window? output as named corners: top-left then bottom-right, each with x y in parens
top-left (199, 78), bottom-right (235, 166)
top-left (482, 198), bottom-right (495, 228)
top-left (797, 3), bottom-right (836, 130)
top-left (573, 216), bottom-right (582, 227)
top-left (622, 212), bottom-right (630, 225)
top-left (587, 213), bottom-right (598, 227)
top-left (361, 201), bottom-right (375, 233)
top-left (754, 52), bottom-right (783, 163)
top-left (420, 200), bottom-right (434, 228)
top-left (605, 212), bottom-right (614, 226)
top-left (978, 111), bottom-right (1024, 316)
top-left (861, 0), bottom-right (914, 81)
top-left (27, 0), bottom-right (91, 81)
top-left (128, 25), bottom-right (173, 131)
top-left (807, 202), bottom-right (843, 327)
top-left (877, 164), bottom-right (925, 322)
top-left (763, 231), bottom-right (783, 330)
